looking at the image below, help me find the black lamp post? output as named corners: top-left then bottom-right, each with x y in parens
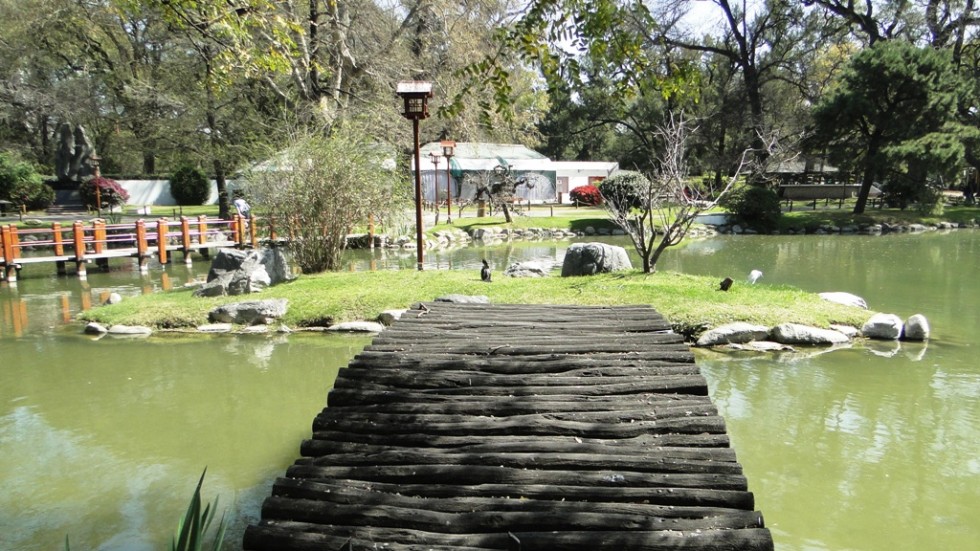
top-left (396, 81), bottom-right (433, 271)
top-left (428, 151), bottom-right (441, 220)
top-left (441, 140), bottom-right (455, 223)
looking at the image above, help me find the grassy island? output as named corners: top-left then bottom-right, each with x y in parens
top-left (78, 268), bottom-right (871, 338)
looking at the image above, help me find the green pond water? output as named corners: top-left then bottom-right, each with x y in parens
top-left (1, 231), bottom-right (978, 550)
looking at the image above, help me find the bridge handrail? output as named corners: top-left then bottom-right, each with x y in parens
top-left (1, 215), bottom-right (259, 270)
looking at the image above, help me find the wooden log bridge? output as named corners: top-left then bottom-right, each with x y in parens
top-left (244, 303), bottom-right (774, 551)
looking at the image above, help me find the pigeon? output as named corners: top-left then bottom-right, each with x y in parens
top-left (481, 259), bottom-right (492, 282)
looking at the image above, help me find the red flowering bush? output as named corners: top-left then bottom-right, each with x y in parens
top-left (569, 184), bottom-right (603, 206)
top-left (80, 176), bottom-right (130, 209)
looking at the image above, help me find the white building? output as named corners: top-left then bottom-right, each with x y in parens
top-left (417, 142), bottom-right (618, 205)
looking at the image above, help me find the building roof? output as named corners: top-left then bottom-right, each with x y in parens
top-left (420, 142), bottom-right (549, 161)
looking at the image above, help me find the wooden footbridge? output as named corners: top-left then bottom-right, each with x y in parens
top-left (0, 215), bottom-right (256, 281)
top-left (244, 303), bottom-right (774, 551)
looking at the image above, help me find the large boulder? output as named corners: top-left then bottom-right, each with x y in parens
top-left (194, 247), bottom-right (293, 297)
top-left (902, 314), bottom-right (930, 341)
top-left (819, 292), bottom-right (868, 309)
top-left (208, 299), bottom-right (288, 325)
top-left (862, 313), bottom-right (903, 340)
top-left (504, 261), bottom-right (551, 278)
top-left (696, 322), bottom-right (770, 347)
top-left (770, 323), bottom-right (850, 346)
top-left (560, 242), bottom-right (632, 277)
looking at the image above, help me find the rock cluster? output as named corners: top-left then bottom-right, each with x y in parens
top-left (696, 312), bottom-right (930, 349)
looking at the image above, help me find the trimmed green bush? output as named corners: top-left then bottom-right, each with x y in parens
top-left (597, 170), bottom-right (649, 210)
top-left (724, 185), bottom-right (782, 231)
top-left (169, 166), bottom-right (211, 205)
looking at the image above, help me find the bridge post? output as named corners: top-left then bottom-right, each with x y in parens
top-left (249, 214), bottom-right (257, 248)
top-left (51, 222), bottom-right (67, 275)
top-left (93, 219), bottom-right (109, 271)
top-left (156, 218), bottom-right (169, 265)
top-left (72, 221), bottom-right (87, 279)
top-left (197, 215), bottom-right (210, 259)
top-left (180, 216), bottom-right (193, 265)
top-left (135, 220), bottom-right (149, 273)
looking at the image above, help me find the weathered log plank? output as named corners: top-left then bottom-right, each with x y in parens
top-left (322, 395), bottom-right (715, 417)
top-left (334, 366), bottom-right (702, 388)
top-left (311, 413), bottom-right (726, 438)
top-left (245, 522), bottom-right (774, 551)
top-left (283, 464), bottom-right (749, 491)
top-left (362, 341), bottom-right (692, 355)
top-left (332, 376), bottom-right (710, 397)
top-left (326, 389), bottom-right (710, 408)
top-left (301, 430), bottom-right (731, 450)
top-left (269, 478), bottom-right (751, 517)
top-left (259, 495), bottom-right (765, 533)
top-left (299, 438), bottom-right (734, 462)
top-left (347, 353), bottom-right (697, 373)
top-left (294, 449), bottom-right (743, 475)
top-left (268, 476), bottom-right (755, 509)
top-left (312, 404), bottom-right (719, 429)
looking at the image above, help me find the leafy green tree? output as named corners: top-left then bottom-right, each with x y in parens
top-left (809, 40), bottom-right (968, 213)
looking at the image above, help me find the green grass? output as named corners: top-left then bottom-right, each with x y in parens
top-left (78, 269), bottom-right (871, 337)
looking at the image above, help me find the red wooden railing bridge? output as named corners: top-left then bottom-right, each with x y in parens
top-left (0, 215), bottom-right (260, 282)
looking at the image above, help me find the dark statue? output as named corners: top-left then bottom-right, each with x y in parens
top-left (54, 123), bottom-right (95, 183)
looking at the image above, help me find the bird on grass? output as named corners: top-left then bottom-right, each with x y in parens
top-left (748, 269), bottom-right (763, 284)
top-left (481, 259), bottom-right (492, 282)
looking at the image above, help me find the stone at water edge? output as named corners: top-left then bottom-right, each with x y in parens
top-left (327, 321), bottom-right (386, 333)
top-left (902, 314), bottom-right (930, 341)
top-left (695, 322), bottom-right (770, 347)
top-left (819, 292), bottom-right (868, 309)
top-left (377, 309), bottom-right (407, 326)
top-left (770, 323), bottom-right (850, 345)
top-left (208, 299), bottom-right (288, 325)
top-left (862, 313), bottom-right (903, 340)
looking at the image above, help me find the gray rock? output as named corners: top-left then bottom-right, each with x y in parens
top-left (107, 324), bottom-right (152, 336)
top-left (830, 324), bottom-right (861, 339)
top-left (695, 322), bottom-right (771, 347)
top-left (197, 323), bottom-right (233, 333)
top-left (84, 322), bottom-right (108, 335)
top-left (327, 321), bottom-right (385, 333)
top-left (194, 247), bottom-right (293, 297)
top-left (377, 309), bottom-right (407, 326)
top-left (862, 313), bottom-right (904, 340)
top-left (902, 314), bottom-right (930, 341)
top-left (819, 292), bottom-right (868, 309)
top-left (239, 325), bottom-right (269, 334)
top-left (770, 323), bottom-right (850, 345)
top-left (726, 341), bottom-right (796, 352)
top-left (103, 292), bottom-right (123, 305)
top-left (561, 242), bottom-right (632, 277)
top-left (504, 261), bottom-right (550, 278)
top-left (434, 294), bottom-right (490, 304)
top-left (208, 299), bottom-right (288, 325)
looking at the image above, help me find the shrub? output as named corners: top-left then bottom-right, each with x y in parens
top-left (0, 151), bottom-right (45, 202)
top-left (569, 184), bottom-right (602, 206)
top-left (80, 176), bottom-right (130, 210)
top-left (169, 166), bottom-right (211, 205)
top-left (10, 179), bottom-right (55, 210)
top-left (724, 185), bottom-right (782, 231)
top-left (598, 170), bottom-right (649, 210)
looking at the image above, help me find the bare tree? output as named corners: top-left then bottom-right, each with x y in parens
top-left (601, 112), bottom-right (754, 273)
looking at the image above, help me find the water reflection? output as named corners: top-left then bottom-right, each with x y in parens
top-left (2, 231), bottom-right (980, 550)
